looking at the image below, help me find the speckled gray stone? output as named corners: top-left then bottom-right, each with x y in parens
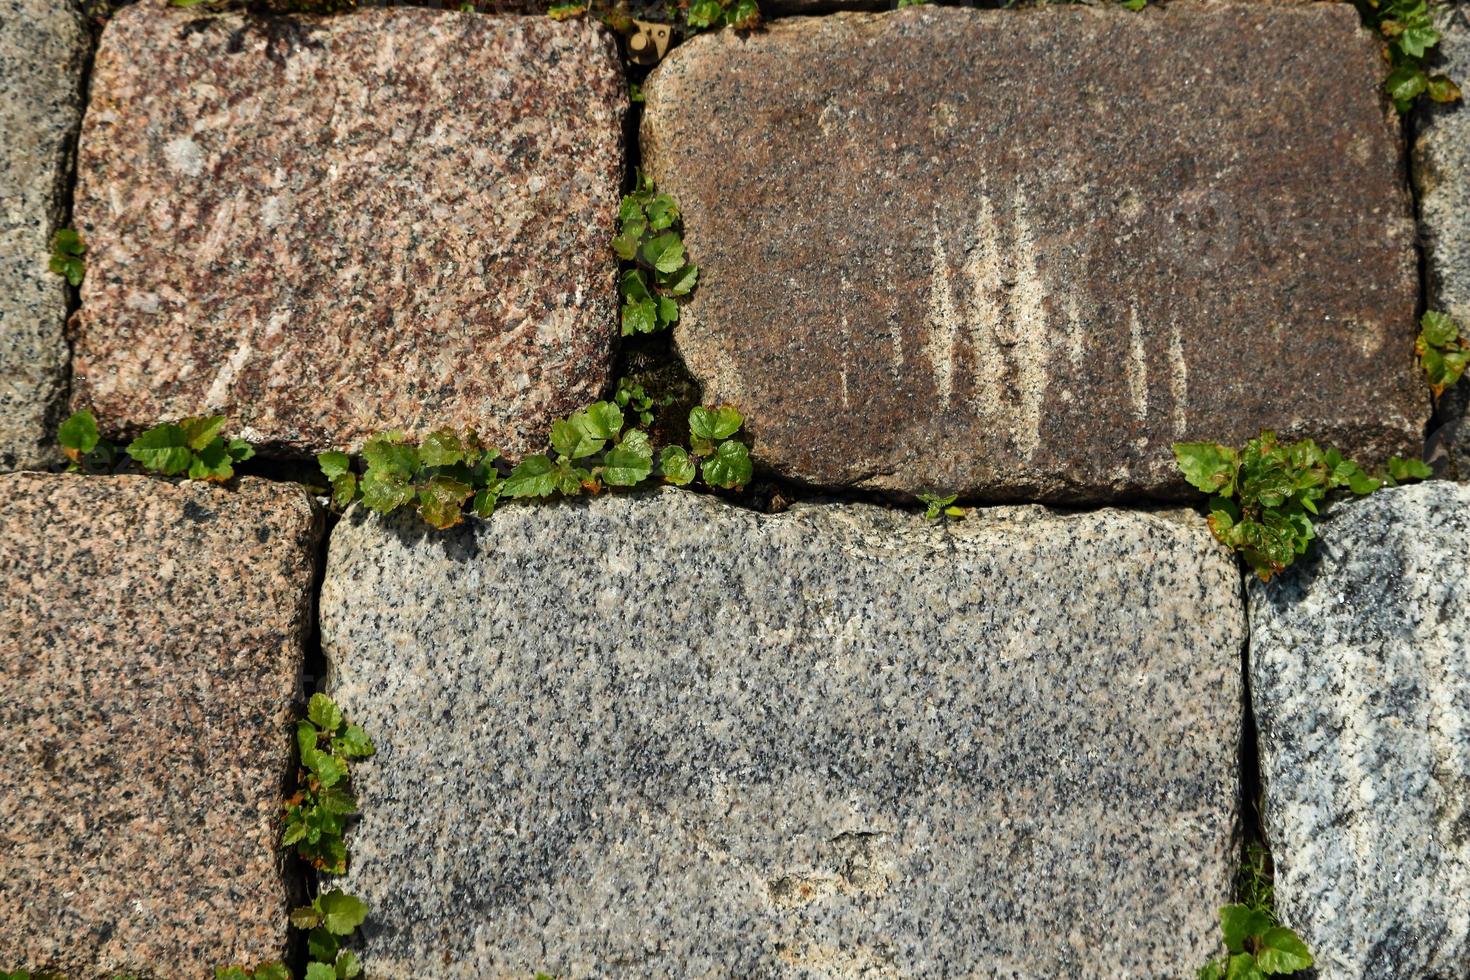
top-left (1248, 482), bottom-right (1470, 979)
top-left (1417, 7), bottom-right (1470, 478)
top-left (323, 489), bottom-right (1245, 977)
top-left (0, 474), bottom-right (320, 976)
top-left (0, 0), bottom-right (88, 470)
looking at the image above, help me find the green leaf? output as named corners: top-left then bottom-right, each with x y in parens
top-left (358, 467), bottom-right (415, 514)
top-left (582, 402), bottom-right (624, 441)
top-left (58, 410), bottom-right (100, 457)
top-left (1173, 442), bottom-right (1239, 495)
top-left (471, 484), bottom-right (501, 519)
top-left (663, 263), bottom-right (699, 296)
top-left (290, 904), bottom-right (324, 929)
top-left (1422, 310), bottom-right (1460, 347)
top-left (503, 454), bottom-right (558, 498)
top-left (1224, 953), bottom-right (1265, 980)
top-left (318, 450), bottom-right (352, 480)
top-left (315, 784), bottom-right (358, 815)
top-left (316, 889), bottom-right (368, 936)
top-left (127, 424), bottom-right (194, 475)
top-left (1219, 903), bottom-right (1274, 953)
top-left (1399, 23), bottom-right (1439, 59)
top-left (308, 693), bottom-right (343, 733)
top-left (361, 433), bottom-right (418, 478)
top-left (1387, 455), bottom-right (1432, 483)
top-left (1254, 925), bottom-right (1313, 974)
top-left (621, 298), bottom-right (658, 336)
top-left (1427, 73), bottom-right (1463, 103)
top-left (417, 475), bottom-right (473, 529)
top-left (620, 267), bottom-right (653, 303)
top-left (701, 439), bottom-right (753, 489)
top-left (328, 472), bottom-right (358, 509)
top-left (254, 965), bottom-right (291, 980)
top-left (226, 437), bottom-right (254, 462)
top-left (179, 415), bottom-right (227, 451)
top-left (307, 926), bottom-right (339, 961)
top-left (216, 969), bottom-right (251, 980)
top-left (334, 951), bottom-right (361, 979)
top-left (334, 723), bottom-right (375, 758)
top-left (1197, 959), bottom-right (1227, 980)
top-left (659, 445), bottom-right (697, 485)
top-left (689, 405), bottom-right (743, 441)
top-left (418, 428), bottom-right (466, 467)
top-left (640, 232), bottom-right (686, 273)
top-left (187, 439), bottom-right (235, 482)
top-left (603, 429), bottom-right (654, 486)
top-left (304, 963), bottom-right (336, 980)
top-left (303, 748), bottom-right (346, 788)
top-left (1386, 65), bottom-right (1428, 110)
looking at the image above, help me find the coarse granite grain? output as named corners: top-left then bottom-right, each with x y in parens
top-left (322, 488), bottom-right (1244, 977)
top-left (0, 474), bottom-right (320, 977)
top-left (70, 2), bottom-right (625, 456)
top-left (1417, 6), bottom-right (1470, 479)
top-left (643, 4), bottom-right (1424, 502)
top-left (1248, 482), bottom-right (1470, 978)
top-left (0, 0), bottom-right (88, 471)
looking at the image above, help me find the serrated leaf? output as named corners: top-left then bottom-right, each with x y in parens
top-left (127, 424), bottom-right (193, 475)
top-left (58, 410), bottom-right (100, 458)
top-left (663, 263), bottom-right (699, 296)
top-left (582, 402), bottom-right (624, 440)
top-left (179, 415), bottom-right (227, 451)
top-left (503, 454), bottom-right (557, 498)
top-left (689, 405), bottom-right (743, 441)
top-left (334, 951), bottom-right (361, 979)
top-left (361, 433), bottom-right (418, 478)
top-left (471, 484), bottom-right (501, 519)
top-left (307, 926), bottom-right (339, 962)
top-left (317, 889), bottom-right (368, 936)
top-left (358, 468), bottom-right (415, 514)
top-left (640, 232), bottom-right (686, 273)
top-left (1398, 23), bottom-right (1439, 59)
top-left (1224, 953), bottom-right (1265, 980)
top-left (255, 965), bottom-right (291, 980)
top-left (1387, 65), bottom-right (1428, 109)
top-left (290, 905), bottom-right (324, 929)
top-left (188, 438), bottom-right (236, 482)
top-left (329, 472), bottom-right (358, 508)
top-left (303, 748), bottom-right (346, 788)
top-left (1387, 455), bottom-right (1432, 482)
top-left (659, 445), bottom-right (696, 485)
top-left (701, 439), bottom-right (753, 489)
top-left (1422, 310), bottom-right (1460, 347)
top-left (1219, 904), bottom-right (1274, 953)
top-left (1427, 73), bottom-right (1463, 103)
top-left (1254, 926), bottom-right (1313, 974)
top-left (304, 963), bottom-right (336, 980)
top-left (622, 298), bottom-right (658, 336)
top-left (417, 475), bottom-right (473, 529)
top-left (604, 429), bottom-right (654, 486)
top-left (418, 428), bottom-right (466, 467)
top-left (620, 268), bottom-right (653, 303)
top-left (308, 693), bottom-right (343, 733)
top-left (552, 417), bottom-right (603, 459)
top-left (1173, 442), bottom-right (1238, 494)
top-left (335, 723), bottom-right (375, 758)
top-left (318, 450), bottom-right (352, 480)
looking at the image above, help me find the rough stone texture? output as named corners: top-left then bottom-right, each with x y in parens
top-left (0, 474), bottom-right (320, 977)
top-left (71, 2), bottom-right (625, 456)
top-left (0, 0), bottom-right (88, 471)
top-left (644, 4), bottom-right (1424, 502)
top-left (1248, 482), bottom-right (1470, 979)
top-left (1417, 7), bottom-right (1470, 479)
top-left (322, 488), bottom-right (1244, 977)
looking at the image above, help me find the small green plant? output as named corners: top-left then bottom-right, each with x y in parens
top-left (896, 0), bottom-right (929, 7)
top-left (58, 410), bottom-right (256, 481)
top-left (1173, 431), bottom-right (1429, 581)
top-left (614, 174), bottom-right (698, 336)
top-left (547, 1), bottom-right (587, 18)
top-left (220, 694), bottom-right (373, 980)
top-left (48, 229), bottom-right (85, 287)
top-left (323, 401), bottom-right (754, 527)
top-left (1417, 310), bottom-right (1468, 398)
top-left (282, 694), bottom-right (375, 875)
top-left (917, 492), bottom-right (967, 521)
top-left (1352, 0), bottom-right (1462, 111)
top-left (686, 0), bottom-right (759, 30)
top-left (318, 429), bottom-right (502, 530)
top-left (1197, 905), bottom-right (1313, 980)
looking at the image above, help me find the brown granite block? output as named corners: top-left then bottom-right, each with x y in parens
top-left (0, 474), bottom-right (320, 977)
top-left (70, 2), bottom-right (626, 457)
top-left (643, 3), bottom-right (1426, 502)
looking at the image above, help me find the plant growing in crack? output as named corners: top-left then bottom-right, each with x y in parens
top-left (614, 173), bottom-right (698, 336)
top-left (1417, 310), bottom-right (1468, 398)
top-left (48, 228), bottom-right (85, 287)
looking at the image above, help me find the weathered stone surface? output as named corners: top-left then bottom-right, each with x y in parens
top-left (71, 3), bottom-right (625, 456)
top-left (644, 5), bottom-right (1424, 502)
top-left (1248, 482), bottom-right (1470, 978)
top-left (323, 489), bottom-right (1243, 976)
top-left (0, 474), bottom-right (320, 976)
top-left (1417, 7), bottom-right (1470, 479)
top-left (0, 0), bottom-right (88, 470)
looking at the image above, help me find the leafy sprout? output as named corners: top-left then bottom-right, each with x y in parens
top-left (917, 492), bottom-right (968, 521)
top-left (1416, 310), bottom-right (1468, 398)
top-left (48, 228), bottom-right (85, 287)
top-left (1352, 0), bottom-right (1462, 111)
top-left (614, 173), bottom-right (698, 336)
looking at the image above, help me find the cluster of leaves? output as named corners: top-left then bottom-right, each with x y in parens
top-left (48, 229), bottom-right (85, 287)
top-left (318, 429), bottom-right (502, 531)
top-left (59, 410), bottom-right (256, 481)
top-left (1352, 0), bottom-right (1461, 111)
top-left (1417, 310), bottom-right (1468, 398)
top-left (1198, 905), bottom-right (1313, 980)
top-left (615, 174), bottom-right (698, 336)
top-left (686, 0), bottom-right (758, 30)
top-left (917, 492), bottom-right (968, 521)
top-left (219, 695), bottom-right (373, 980)
top-left (1173, 431), bottom-right (1430, 581)
top-left (322, 399), bottom-right (753, 528)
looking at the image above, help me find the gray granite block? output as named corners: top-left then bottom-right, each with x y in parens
top-left (0, 0), bottom-right (88, 470)
top-left (1417, 7), bottom-right (1470, 478)
top-left (1249, 481), bottom-right (1470, 978)
top-left (322, 488), bottom-right (1245, 977)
